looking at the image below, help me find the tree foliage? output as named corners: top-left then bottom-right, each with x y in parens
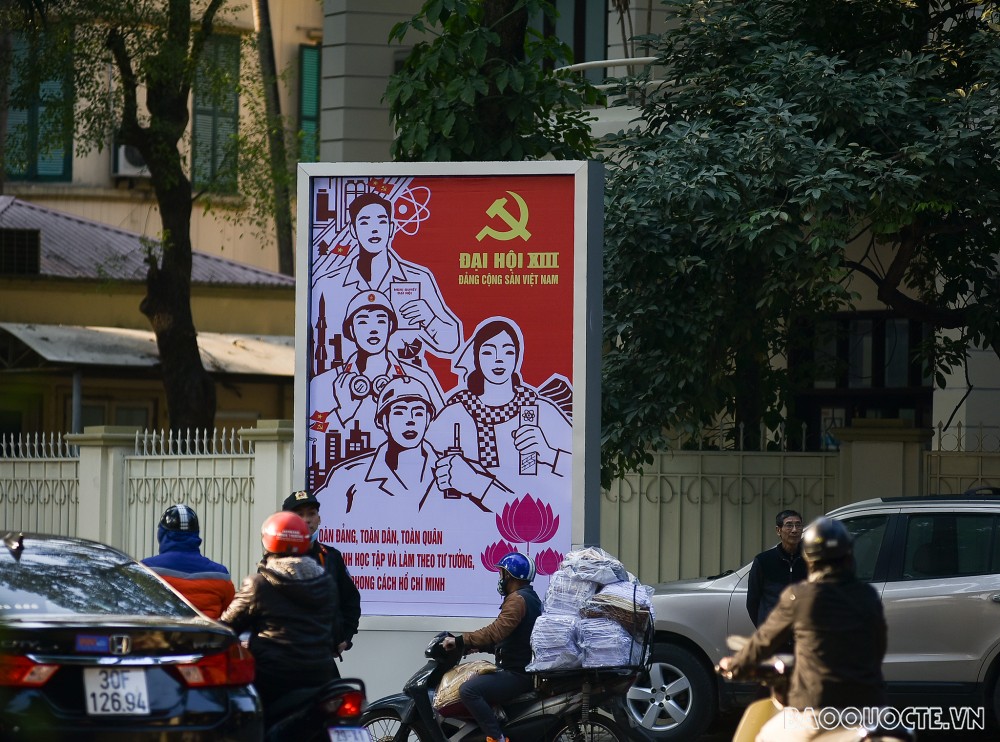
top-left (601, 0), bottom-right (1000, 483)
top-left (385, 0), bottom-right (603, 161)
top-left (7, 0), bottom-right (294, 430)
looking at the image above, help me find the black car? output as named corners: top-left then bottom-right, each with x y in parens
top-left (0, 531), bottom-right (262, 741)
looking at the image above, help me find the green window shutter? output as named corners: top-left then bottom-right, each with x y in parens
top-left (4, 35), bottom-right (71, 182)
top-left (5, 106), bottom-right (30, 179)
top-left (298, 44), bottom-right (320, 162)
top-left (4, 38), bottom-right (30, 178)
top-left (192, 34), bottom-right (240, 193)
top-left (36, 78), bottom-right (70, 178)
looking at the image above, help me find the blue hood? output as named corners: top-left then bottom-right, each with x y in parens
top-left (156, 526), bottom-right (204, 552)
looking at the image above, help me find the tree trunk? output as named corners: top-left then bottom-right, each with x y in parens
top-left (733, 261), bottom-right (767, 450)
top-left (141, 165), bottom-right (217, 432)
top-left (480, 0), bottom-right (528, 157)
top-left (733, 330), bottom-right (765, 451)
top-left (254, 0), bottom-right (294, 276)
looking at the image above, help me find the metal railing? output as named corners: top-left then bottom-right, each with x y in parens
top-left (558, 55), bottom-right (656, 80)
top-left (133, 428), bottom-right (254, 456)
top-left (0, 433), bottom-right (79, 536)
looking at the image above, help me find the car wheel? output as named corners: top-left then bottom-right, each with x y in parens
top-left (615, 643), bottom-right (717, 741)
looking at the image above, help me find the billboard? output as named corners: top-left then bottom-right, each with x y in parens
top-left (295, 162), bottom-right (602, 618)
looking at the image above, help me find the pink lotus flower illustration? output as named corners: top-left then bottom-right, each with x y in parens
top-left (480, 540), bottom-right (518, 572)
top-left (534, 548), bottom-right (564, 576)
top-left (496, 494), bottom-right (559, 554)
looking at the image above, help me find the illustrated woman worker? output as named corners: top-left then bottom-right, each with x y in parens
top-left (327, 377), bottom-right (510, 514)
top-left (428, 318), bottom-right (572, 481)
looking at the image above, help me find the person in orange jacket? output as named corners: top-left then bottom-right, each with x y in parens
top-left (142, 504), bottom-right (235, 619)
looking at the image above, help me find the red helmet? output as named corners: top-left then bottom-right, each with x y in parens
top-left (261, 512), bottom-right (311, 555)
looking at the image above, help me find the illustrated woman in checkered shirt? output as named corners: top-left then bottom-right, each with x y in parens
top-left (428, 318), bottom-right (572, 482)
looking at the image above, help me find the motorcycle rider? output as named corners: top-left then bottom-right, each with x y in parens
top-left (220, 512), bottom-right (341, 724)
top-left (442, 552), bottom-right (542, 742)
top-left (718, 517), bottom-right (888, 741)
top-left (281, 489), bottom-right (361, 664)
top-left (141, 504), bottom-right (235, 619)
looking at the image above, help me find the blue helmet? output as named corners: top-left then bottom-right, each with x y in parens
top-left (496, 552), bottom-right (535, 582)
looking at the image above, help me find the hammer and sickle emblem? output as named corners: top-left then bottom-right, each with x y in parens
top-left (475, 191), bottom-right (531, 242)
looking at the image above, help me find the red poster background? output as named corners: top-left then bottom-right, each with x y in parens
top-left (306, 172), bottom-right (577, 617)
top-left (391, 175), bottom-right (575, 390)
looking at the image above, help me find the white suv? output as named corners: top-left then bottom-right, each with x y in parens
top-left (615, 493), bottom-right (1000, 740)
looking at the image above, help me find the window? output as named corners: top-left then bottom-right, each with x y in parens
top-left (4, 35), bottom-right (72, 182)
top-left (790, 312), bottom-right (934, 449)
top-left (192, 35), bottom-right (240, 194)
top-left (542, 1), bottom-right (607, 83)
top-left (0, 229), bottom-right (41, 275)
top-left (299, 44), bottom-right (320, 162)
top-left (842, 515), bottom-right (889, 582)
top-left (847, 319), bottom-right (873, 388)
top-left (68, 397), bottom-right (155, 431)
top-left (901, 514), bottom-right (997, 580)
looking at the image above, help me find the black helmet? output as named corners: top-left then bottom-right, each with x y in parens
top-left (159, 504), bottom-right (199, 533)
top-left (801, 517), bottom-right (852, 564)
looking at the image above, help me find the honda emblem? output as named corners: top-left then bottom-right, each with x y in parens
top-left (109, 635), bottom-right (132, 656)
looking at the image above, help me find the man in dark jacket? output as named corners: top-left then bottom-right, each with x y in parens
top-left (442, 552), bottom-right (541, 742)
top-left (746, 509), bottom-right (808, 627)
top-left (221, 512), bottom-right (340, 723)
top-left (720, 517), bottom-right (888, 741)
top-left (282, 490), bottom-right (362, 660)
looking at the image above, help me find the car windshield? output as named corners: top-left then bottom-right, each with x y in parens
top-left (0, 536), bottom-right (198, 618)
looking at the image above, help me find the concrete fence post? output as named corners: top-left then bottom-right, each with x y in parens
top-left (832, 419), bottom-right (934, 503)
top-left (239, 419), bottom-right (295, 533)
top-left (65, 426), bottom-right (141, 550)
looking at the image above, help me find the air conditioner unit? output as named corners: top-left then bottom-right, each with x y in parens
top-left (112, 144), bottom-right (151, 178)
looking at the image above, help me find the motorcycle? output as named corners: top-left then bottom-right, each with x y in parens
top-left (360, 632), bottom-right (636, 741)
top-left (718, 637), bottom-right (914, 742)
top-left (264, 676), bottom-right (368, 742)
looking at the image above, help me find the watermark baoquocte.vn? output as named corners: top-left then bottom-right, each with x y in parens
top-left (783, 706), bottom-right (987, 732)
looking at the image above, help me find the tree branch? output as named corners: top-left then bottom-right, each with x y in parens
top-left (845, 258), bottom-right (968, 328)
top-left (105, 28), bottom-right (141, 142)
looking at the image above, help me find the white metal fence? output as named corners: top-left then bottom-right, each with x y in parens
top-left (123, 429), bottom-right (259, 585)
top-left (927, 422), bottom-right (1000, 495)
top-left (4, 421), bottom-right (1000, 587)
top-left (0, 434), bottom-right (79, 536)
top-left (602, 450), bottom-right (841, 584)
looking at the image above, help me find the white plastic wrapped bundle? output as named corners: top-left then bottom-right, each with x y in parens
top-left (582, 578), bottom-right (656, 639)
top-left (577, 617), bottom-right (645, 668)
top-left (526, 614), bottom-right (582, 672)
top-left (595, 578), bottom-right (652, 607)
top-left (560, 547), bottom-right (629, 586)
top-left (542, 570), bottom-right (597, 615)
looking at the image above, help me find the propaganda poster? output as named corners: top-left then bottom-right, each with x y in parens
top-left (295, 162), bottom-right (602, 618)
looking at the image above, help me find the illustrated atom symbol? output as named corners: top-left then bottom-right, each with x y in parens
top-left (393, 186), bottom-right (431, 236)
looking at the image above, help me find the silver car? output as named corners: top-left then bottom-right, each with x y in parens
top-left (615, 494), bottom-right (1000, 740)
